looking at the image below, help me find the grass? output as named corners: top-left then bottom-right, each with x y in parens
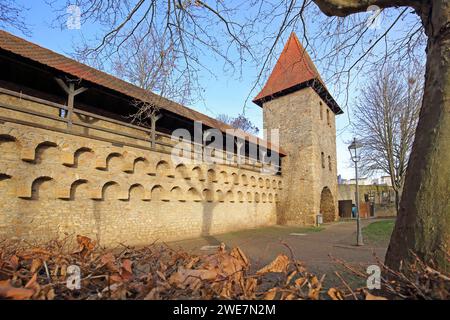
top-left (362, 219), bottom-right (395, 245)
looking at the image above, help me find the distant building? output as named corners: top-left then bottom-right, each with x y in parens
top-left (346, 177), bottom-right (372, 185)
top-left (336, 174), bottom-right (396, 218)
top-left (379, 176), bottom-right (393, 186)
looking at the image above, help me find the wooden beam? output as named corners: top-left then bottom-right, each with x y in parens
top-left (55, 78), bottom-right (87, 128)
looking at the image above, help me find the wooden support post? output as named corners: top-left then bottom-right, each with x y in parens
top-left (55, 78), bottom-right (87, 128)
top-left (150, 113), bottom-right (162, 149)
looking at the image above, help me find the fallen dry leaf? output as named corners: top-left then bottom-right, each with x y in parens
top-left (9, 255), bottom-right (19, 271)
top-left (327, 288), bottom-right (344, 300)
top-left (257, 254), bottom-right (290, 274)
top-left (169, 268), bottom-right (217, 289)
top-left (263, 288), bottom-right (278, 300)
top-left (364, 290), bottom-right (388, 300)
top-left (30, 259), bottom-right (42, 273)
top-left (0, 280), bottom-right (34, 300)
top-left (307, 276), bottom-right (323, 300)
top-left (74, 235), bottom-right (96, 257)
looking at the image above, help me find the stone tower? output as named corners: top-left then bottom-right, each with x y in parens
top-left (253, 33), bottom-right (343, 225)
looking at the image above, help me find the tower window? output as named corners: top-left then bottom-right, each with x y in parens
top-left (321, 152), bottom-right (325, 169)
top-left (328, 156), bottom-right (332, 171)
top-left (326, 109), bottom-right (330, 126)
top-left (320, 102), bottom-right (323, 120)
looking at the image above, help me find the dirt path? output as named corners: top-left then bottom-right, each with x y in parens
top-left (169, 219), bottom-right (392, 288)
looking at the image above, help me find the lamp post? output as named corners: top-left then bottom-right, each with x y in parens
top-left (348, 138), bottom-right (364, 246)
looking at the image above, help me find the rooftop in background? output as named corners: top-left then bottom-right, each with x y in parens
top-left (0, 29), bottom-right (285, 156)
top-left (253, 32), bottom-right (343, 115)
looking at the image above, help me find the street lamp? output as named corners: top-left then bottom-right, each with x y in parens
top-left (348, 138), bottom-right (364, 246)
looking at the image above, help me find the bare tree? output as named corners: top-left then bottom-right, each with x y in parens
top-left (312, 0), bottom-right (449, 274)
top-left (0, 0), bottom-right (30, 34)
top-left (216, 114), bottom-right (260, 135)
top-left (353, 64), bottom-right (422, 213)
top-left (48, 0), bottom-right (257, 106)
top-left (112, 24), bottom-right (201, 105)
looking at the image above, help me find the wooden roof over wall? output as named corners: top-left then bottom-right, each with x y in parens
top-left (0, 29), bottom-right (285, 155)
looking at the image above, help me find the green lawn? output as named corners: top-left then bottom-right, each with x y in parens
top-left (362, 219), bottom-right (395, 245)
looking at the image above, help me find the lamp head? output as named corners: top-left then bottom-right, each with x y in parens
top-left (348, 138), bottom-right (363, 163)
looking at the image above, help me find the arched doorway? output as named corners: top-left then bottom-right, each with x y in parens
top-left (320, 187), bottom-right (336, 223)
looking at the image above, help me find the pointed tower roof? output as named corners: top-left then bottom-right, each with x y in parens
top-left (253, 33), bottom-right (342, 114)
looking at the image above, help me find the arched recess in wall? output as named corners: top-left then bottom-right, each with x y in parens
top-left (29, 176), bottom-right (54, 200)
top-left (0, 173), bottom-right (12, 198)
top-left (96, 152), bottom-right (122, 171)
top-left (61, 179), bottom-right (88, 200)
top-left (278, 181), bottom-right (282, 190)
top-left (219, 171), bottom-right (228, 184)
top-left (320, 186), bottom-right (336, 223)
top-left (262, 193), bottom-right (267, 203)
top-left (275, 193), bottom-right (280, 203)
top-left (272, 179), bottom-right (277, 189)
top-left (226, 190), bottom-right (235, 203)
top-left (0, 134), bottom-right (16, 143)
top-left (246, 192), bottom-right (253, 203)
top-left (156, 160), bottom-right (173, 178)
top-left (101, 181), bottom-right (119, 200)
top-left (106, 152), bottom-right (123, 172)
top-left (215, 189), bottom-right (225, 202)
top-left (128, 183), bottom-right (146, 201)
top-left (71, 147), bottom-right (94, 168)
top-left (237, 191), bottom-right (244, 203)
top-left (0, 134), bottom-right (19, 161)
top-left (131, 157), bottom-right (149, 174)
top-left (0, 173), bottom-right (11, 181)
top-left (231, 173), bottom-right (239, 185)
top-left (192, 166), bottom-right (205, 181)
top-left (258, 177), bottom-right (264, 188)
top-left (151, 185), bottom-right (166, 201)
top-left (202, 188), bottom-right (213, 202)
top-left (265, 179), bottom-right (271, 189)
top-left (268, 193), bottom-right (274, 203)
top-left (250, 176), bottom-right (257, 187)
top-left (188, 187), bottom-right (202, 202)
top-left (207, 169), bottom-right (217, 182)
top-left (241, 174), bottom-right (248, 186)
top-left (171, 186), bottom-right (186, 202)
top-left (254, 192), bottom-right (260, 203)
top-left (175, 164), bottom-right (190, 180)
top-left (32, 141), bottom-right (58, 164)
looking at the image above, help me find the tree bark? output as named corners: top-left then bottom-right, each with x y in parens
top-left (385, 0), bottom-right (450, 272)
top-left (313, 0), bottom-right (421, 17)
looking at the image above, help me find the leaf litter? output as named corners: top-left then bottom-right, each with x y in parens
top-left (0, 236), bottom-right (448, 300)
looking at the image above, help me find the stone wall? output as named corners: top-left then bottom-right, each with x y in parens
top-left (263, 87), bottom-right (338, 225)
top-left (0, 92), bottom-right (281, 246)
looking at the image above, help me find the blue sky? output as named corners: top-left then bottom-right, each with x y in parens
top-left (4, 1), bottom-right (423, 179)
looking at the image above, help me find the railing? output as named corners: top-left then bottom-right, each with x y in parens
top-left (0, 87), bottom-right (281, 174)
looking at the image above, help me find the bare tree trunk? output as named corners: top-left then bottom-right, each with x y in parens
top-left (385, 0), bottom-right (450, 272)
top-left (394, 189), bottom-right (400, 215)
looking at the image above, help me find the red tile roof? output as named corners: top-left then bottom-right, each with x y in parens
top-left (0, 29), bottom-right (285, 155)
top-left (253, 33), bottom-right (341, 114)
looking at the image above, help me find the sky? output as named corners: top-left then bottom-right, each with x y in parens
top-left (2, 1), bottom-right (423, 180)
